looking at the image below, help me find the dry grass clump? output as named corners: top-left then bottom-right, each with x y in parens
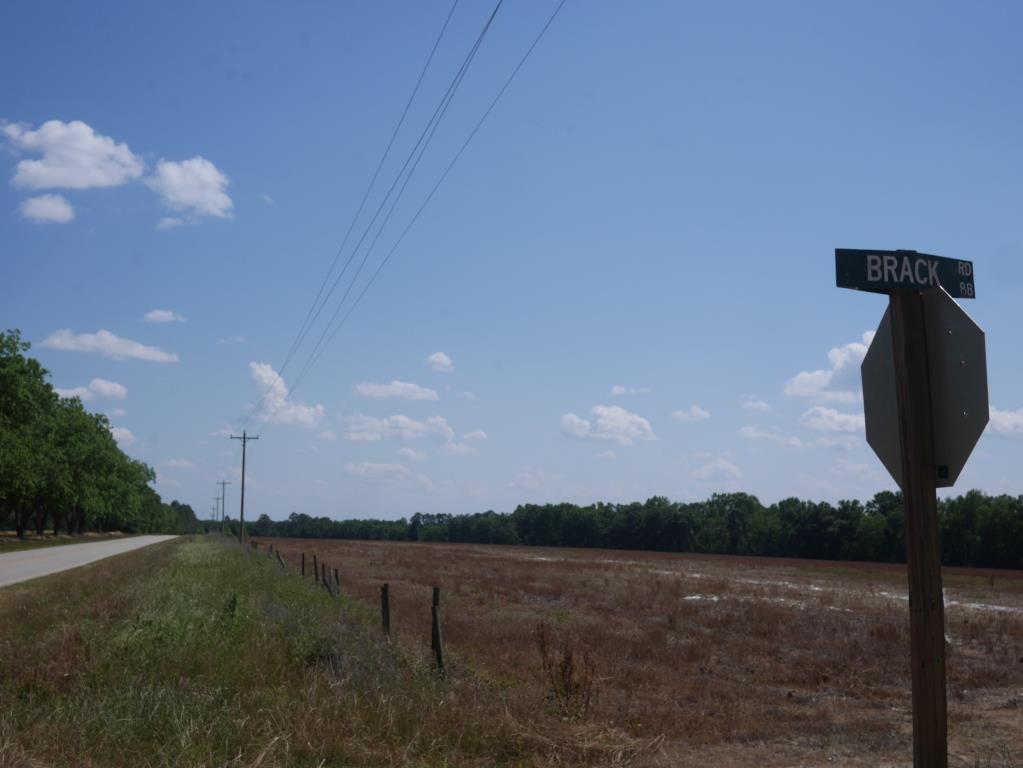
top-left (261, 537), bottom-right (1023, 766)
top-left (1, 537), bottom-right (654, 767)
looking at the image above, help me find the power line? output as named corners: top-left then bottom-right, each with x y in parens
top-left (289, 2), bottom-right (504, 390)
top-left (248, 0), bottom-right (462, 426)
top-left (291, 0), bottom-right (569, 394)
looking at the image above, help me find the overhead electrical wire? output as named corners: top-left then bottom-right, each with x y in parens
top-left (246, 0), bottom-right (461, 425)
top-left (289, 2), bottom-right (505, 390)
top-left (251, 0), bottom-right (508, 424)
top-left (286, 0), bottom-right (569, 399)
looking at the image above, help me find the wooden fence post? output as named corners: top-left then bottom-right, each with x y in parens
top-left (333, 567), bottom-right (340, 594)
top-left (381, 584), bottom-right (390, 636)
top-left (313, 554), bottom-right (318, 577)
top-left (275, 550), bottom-right (286, 572)
top-left (432, 604), bottom-right (444, 674)
top-left (431, 587), bottom-right (441, 649)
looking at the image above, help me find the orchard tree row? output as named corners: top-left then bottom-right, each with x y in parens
top-left (253, 488), bottom-right (1023, 571)
top-left (0, 329), bottom-right (200, 537)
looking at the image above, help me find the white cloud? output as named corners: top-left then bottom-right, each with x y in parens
top-left (4, 120), bottom-right (144, 190)
top-left (598, 450), bottom-right (617, 460)
top-left (691, 458), bottom-right (742, 481)
top-left (740, 396), bottom-right (771, 412)
top-left (56, 377), bottom-right (128, 402)
top-left (41, 329), bottom-right (178, 363)
top-left (20, 194), bottom-right (74, 224)
top-left (162, 458), bottom-right (195, 470)
top-left (462, 429), bottom-right (487, 442)
top-left (354, 380), bottom-right (438, 401)
top-left (318, 430), bottom-right (336, 441)
top-left (426, 351), bottom-right (454, 372)
top-left (442, 441), bottom-right (476, 456)
top-left (147, 156), bottom-right (233, 219)
top-left (249, 362), bottom-right (324, 427)
top-left (108, 407), bottom-right (127, 418)
top-left (457, 391), bottom-right (476, 400)
top-left (561, 404), bottom-right (655, 446)
top-left (739, 425), bottom-right (803, 448)
top-left (799, 406), bottom-right (864, 433)
top-left (508, 467), bottom-right (560, 492)
top-left (343, 413), bottom-right (455, 443)
top-left (345, 462), bottom-right (432, 490)
top-left (784, 331), bottom-right (874, 403)
top-left (156, 217), bottom-right (185, 231)
top-left (988, 407), bottom-right (1023, 436)
top-left (262, 194), bottom-right (275, 206)
top-left (109, 426), bottom-right (135, 446)
top-left (144, 308), bottom-right (185, 323)
top-left (672, 405), bottom-right (710, 422)
top-left (399, 447), bottom-right (427, 461)
top-left (610, 385), bottom-right (651, 397)
top-left (210, 424), bottom-right (233, 438)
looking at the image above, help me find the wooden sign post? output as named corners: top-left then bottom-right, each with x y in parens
top-left (838, 248), bottom-right (987, 768)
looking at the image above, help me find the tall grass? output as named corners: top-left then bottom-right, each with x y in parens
top-left (0, 536), bottom-right (576, 767)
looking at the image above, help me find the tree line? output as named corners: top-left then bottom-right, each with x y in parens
top-left (253, 489), bottom-right (1023, 571)
top-left (0, 330), bottom-right (202, 537)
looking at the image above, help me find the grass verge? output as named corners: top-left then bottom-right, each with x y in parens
top-left (0, 535), bottom-right (559, 767)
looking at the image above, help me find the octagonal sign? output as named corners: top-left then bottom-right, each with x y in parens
top-left (861, 287), bottom-right (988, 488)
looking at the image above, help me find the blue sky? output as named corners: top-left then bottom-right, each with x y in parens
top-left (3, 1), bottom-right (1022, 521)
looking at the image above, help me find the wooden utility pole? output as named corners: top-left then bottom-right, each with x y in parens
top-left (218, 480), bottom-right (231, 535)
top-left (229, 431), bottom-right (259, 544)
top-left (890, 291), bottom-right (947, 768)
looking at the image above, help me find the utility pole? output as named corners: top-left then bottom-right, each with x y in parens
top-left (229, 431), bottom-right (259, 544)
top-left (218, 480), bottom-right (231, 536)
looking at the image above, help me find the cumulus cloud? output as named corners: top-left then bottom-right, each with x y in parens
top-left (740, 396), bottom-right (771, 412)
top-left (462, 429), bottom-right (487, 442)
top-left (156, 217), bottom-right (185, 230)
top-left (318, 430), bottom-right (336, 441)
top-left (799, 406), bottom-right (864, 433)
top-left (399, 447), bottom-right (427, 461)
top-left (988, 407), bottom-right (1023, 436)
top-left (41, 329), bottom-right (178, 363)
top-left (108, 407), bottom-right (127, 418)
top-left (343, 413), bottom-right (455, 443)
top-left (672, 405), bottom-right (710, 422)
top-left (426, 351), bottom-right (454, 372)
top-left (691, 458), bottom-right (742, 481)
top-left (739, 425), bottom-right (803, 448)
top-left (457, 391), bottom-right (476, 400)
top-left (109, 426), bottom-right (135, 446)
top-left (162, 458), bottom-right (195, 470)
top-left (4, 120), bottom-right (144, 189)
top-left (508, 467), bottom-right (560, 492)
top-left (144, 308), bottom-right (186, 323)
top-left (354, 380), bottom-right (438, 401)
top-left (249, 362), bottom-right (324, 427)
top-left (610, 384), bottom-right (651, 397)
top-left (20, 194), bottom-right (74, 224)
top-left (55, 378), bottom-right (127, 402)
top-left (784, 331), bottom-right (874, 403)
top-left (598, 450), bottom-right (617, 460)
top-left (561, 404), bottom-right (655, 446)
top-left (147, 156), bottom-right (233, 219)
top-left (345, 462), bottom-right (433, 490)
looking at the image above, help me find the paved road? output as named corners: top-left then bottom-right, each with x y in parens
top-left (0, 535), bottom-right (177, 589)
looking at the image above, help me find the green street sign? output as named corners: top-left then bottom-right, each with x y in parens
top-left (836, 248), bottom-right (976, 299)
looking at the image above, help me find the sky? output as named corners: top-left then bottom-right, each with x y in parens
top-left (2, 1), bottom-right (1022, 522)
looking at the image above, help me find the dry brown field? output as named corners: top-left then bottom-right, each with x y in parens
top-left (255, 537), bottom-right (1023, 767)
